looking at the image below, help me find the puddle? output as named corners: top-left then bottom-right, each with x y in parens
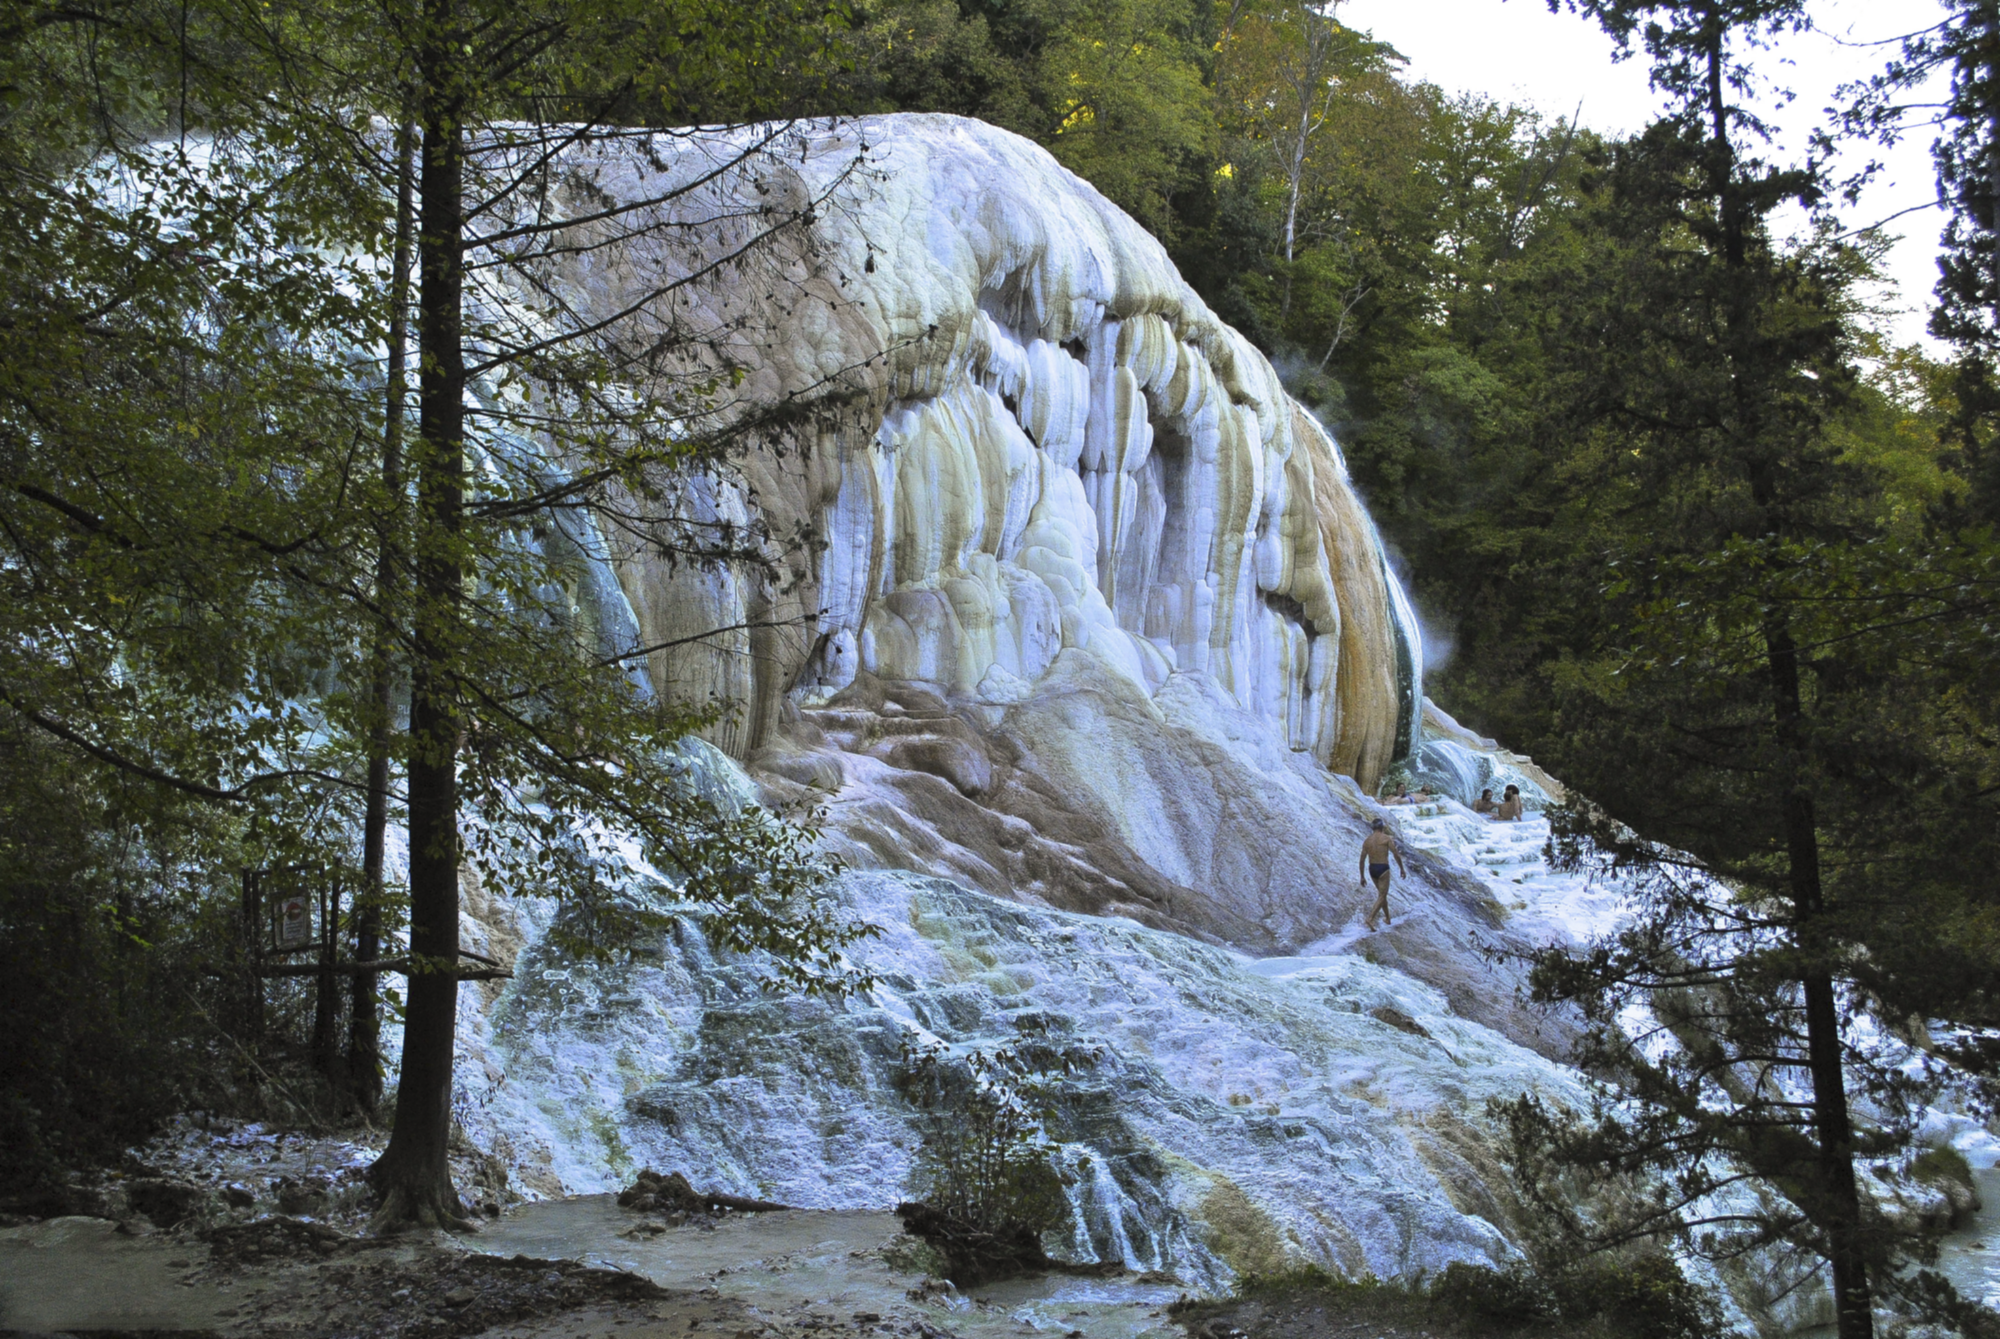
top-left (461, 1195), bottom-right (1185, 1337)
top-left (0, 1215), bottom-right (250, 1331)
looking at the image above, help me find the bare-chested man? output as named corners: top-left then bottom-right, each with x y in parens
top-left (1359, 818), bottom-right (1408, 932)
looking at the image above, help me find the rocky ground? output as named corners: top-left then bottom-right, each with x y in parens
top-left (0, 1206), bottom-right (1505, 1339)
top-left (1, 1163), bottom-right (1187, 1339)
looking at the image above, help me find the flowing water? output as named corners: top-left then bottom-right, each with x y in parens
top-left (26, 756), bottom-right (1980, 1336)
top-left (449, 774), bottom-right (2000, 1329)
top-left (462, 1197), bottom-right (1184, 1338)
top-left (451, 759), bottom-right (1621, 1293)
top-left (1938, 1161), bottom-right (2000, 1312)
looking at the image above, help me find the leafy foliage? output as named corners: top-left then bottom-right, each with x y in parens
top-left (894, 1027), bottom-right (1096, 1237)
top-left (0, 0), bottom-right (873, 1203)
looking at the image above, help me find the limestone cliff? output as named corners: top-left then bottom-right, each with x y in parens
top-left (570, 114), bottom-right (1419, 775)
top-left (444, 115), bottom-right (1609, 1285)
top-left (556, 114), bottom-right (1443, 963)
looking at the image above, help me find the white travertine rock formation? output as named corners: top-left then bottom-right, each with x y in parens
top-left (509, 114), bottom-right (1455, 976)
top-left (429, 118), bottom-right (1989, 1318)
top-left (571, 114), bottom-right (1421, 787)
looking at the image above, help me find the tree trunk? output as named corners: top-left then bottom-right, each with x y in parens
top-left (239, 866), bottom-right (264, 1066)
top-left (351, 115), bottom-right (418, 1120)
top-left (1985, 3), bottom-right (1999, 324)
top-left (1766, 617), bottom-right (1874, 1339)
top-left (368, 0), bottom-right (470, 1231)
top-left (1709, 3), bottom-right (1869, 1319)
top-left (312, 876), bottom-right (343, 1090)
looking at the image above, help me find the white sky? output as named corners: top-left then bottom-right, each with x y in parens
top-left (1337, 0), bottom-right (1953, 351)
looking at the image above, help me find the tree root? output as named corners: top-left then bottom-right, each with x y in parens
top-left (367, 1179), bottom-right (477, 1235)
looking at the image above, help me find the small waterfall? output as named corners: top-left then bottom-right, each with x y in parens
top-left (1379, 549), bottom-right (1426, 764)
top-left (1058, 1145), bottom-right (1148, 1272)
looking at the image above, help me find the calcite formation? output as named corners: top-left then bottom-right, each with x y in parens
top-left (581, 114), bottom-right (1421, 792)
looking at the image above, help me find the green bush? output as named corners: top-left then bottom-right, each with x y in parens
top-left (1428, 1255), bottom-right (1718, 1339)
top-left (1430, 1261), bottom-right (1554, 1325)
top-left (894, 1030), bottom-right (1093, 1237)
top-left (1911, 1145), bottom-right (1974, 1191)
top-left (0, 733), bottom-right (232, 1194)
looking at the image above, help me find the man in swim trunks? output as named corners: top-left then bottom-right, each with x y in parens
top-left (1359, 818), bottom-right (1408, 932)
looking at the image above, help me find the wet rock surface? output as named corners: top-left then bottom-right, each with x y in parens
top-left (618, 1168), bottom-right (792, 1216)
top-left (454, 747), bottom-right (1605, 1291)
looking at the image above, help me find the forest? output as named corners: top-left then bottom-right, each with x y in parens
top-left (2, 0), bottom-right (1998, 1336)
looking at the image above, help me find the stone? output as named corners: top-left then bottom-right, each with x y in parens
top-left (125, 1178), bottom-right (206, 1228)
top-left (274, 1177), bottom-right (328, 1216)
top-left (434, 115), bottom-right (1629, 1295)
top-left (1368, 1005), bottom-right (1431, 1039)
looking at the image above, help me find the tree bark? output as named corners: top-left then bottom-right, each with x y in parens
top-left (312, 876), bottom-right (343, 1088)
top-left (1766, 618), bottom-right (1874, 1339)
top-left (239, 866), bottom-right (264, 1065)
top-left (367, 0), bottom-right (471, 1231)
top-left (351, 114), bottom-right (418, 1120)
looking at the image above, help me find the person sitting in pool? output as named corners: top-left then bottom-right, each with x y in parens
top-left (1495, 784), bottom-right (1525, 821)
top-left (1472, 787), bottom-right (1497, 815)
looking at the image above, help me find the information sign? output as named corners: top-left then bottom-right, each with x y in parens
top-left (275, 894), bottom-right (312, 951)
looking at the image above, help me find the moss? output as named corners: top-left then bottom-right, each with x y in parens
top-left (878, 1233), bottom-right (948, 1278)
top-left (1430, 1257), bottom-right (1719, 1339)
top-left (1912, 1145), bottom-right (1974, 1191)
top-left (1199, 1178), bottom-right (1293, 1278)
top-left (585, 1108), bottom-right (632, 1179)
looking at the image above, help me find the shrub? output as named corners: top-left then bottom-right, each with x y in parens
top-left (893, 1029), bottom-right (1094, 1238)
top-left (0, 732), bottom-right (231, 1194)
top-left (1428, 1255), bottom-right (1718, 1339)
top-left (1430, 1261), bottom-right (1554, 1325)
top-left (1911, 1145), bottom-right (1974, 1192)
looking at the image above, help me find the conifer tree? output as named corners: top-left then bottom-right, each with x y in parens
top-left (1499, 6), bottom-right (2000, 1337)
top-left (1509, 4), bottom-right (1882, 1336)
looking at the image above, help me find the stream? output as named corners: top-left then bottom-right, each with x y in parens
top-left (1938, 1164), bottom-right (2000, 1312)
top-left (461, 1196), bottom-right (1183, 1337)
